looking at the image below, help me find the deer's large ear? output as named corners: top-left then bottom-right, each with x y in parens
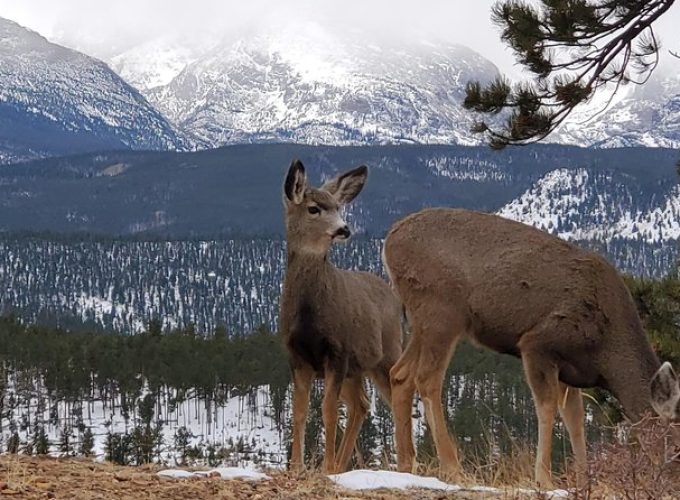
top-left (651, 362), bottom-right (680, 420)
top-left (284, 159), bottom-right (306, 205)
top-left (321, 165), bottom-right (368, 205)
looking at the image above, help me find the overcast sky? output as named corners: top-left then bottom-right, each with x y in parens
top-left (1, 0), bottom-right (679, 76)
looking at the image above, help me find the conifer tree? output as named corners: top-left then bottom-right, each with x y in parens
top-left (105, 432), bottom-right (131, 466)
top-left (206, 443), bottom-right (219, 467)
top-left (464, 0), bottom-right (677, 148)
top-left (79, 427), bottom-right (95, 457)
top-left (34, 426), bottom-right (50, 455)
top-left (59, 425), bottom-right (74, 457)
top-left (6, 432), bottom-right (19, 454)
top-left (174, 426), bottom-right (193, 466)
top-left (357, 413), bottom-right (379, 467)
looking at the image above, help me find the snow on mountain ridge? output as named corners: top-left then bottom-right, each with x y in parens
top-left (110, 37), bottom-right (214, 91)
top-left (132, 24), bottom-right (502, 148)
top-left (107, 22), bottom-right (680, 150)
top-left (0, 17), bottom-right (187, 163)
top-left (552, 65), bottom-right (680, 148)
top-left (612, 186), bottom-right (680, 241)
top-left (497, 168), bottom-right (680, 243)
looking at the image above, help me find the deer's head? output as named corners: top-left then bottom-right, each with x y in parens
top-left (283, 159), bottom-right (367, 256)
top-left (651, 361), bottom-right (680, 420)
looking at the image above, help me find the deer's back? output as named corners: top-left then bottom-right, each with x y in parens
top-left (384, 208), bottom-right (635, 355)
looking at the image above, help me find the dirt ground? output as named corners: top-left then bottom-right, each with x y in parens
top-left (0, 456), bottom-right (535, 499)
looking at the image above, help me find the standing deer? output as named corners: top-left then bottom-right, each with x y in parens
top-left (382, 207), bottom-right (678, 487)
top-left (280, 159), bottom-right (403, 474)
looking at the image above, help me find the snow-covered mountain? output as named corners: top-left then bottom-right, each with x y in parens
top-left (2, 12), bottom-right (677, 159)
top-left (555, 67), bottom-right (680, 148)
top-left (497, 168), bottom-right (680, 243)
top-left (110, 37), bottom-right (214, 92)
top-left (5, 14), bottom-right (677, 156)
top-left (117, 24), bottom-right (501, 148)
top-left (0, 18), bottom-right (187, 164)
top-left (107, 24), bottom-right (680, 150)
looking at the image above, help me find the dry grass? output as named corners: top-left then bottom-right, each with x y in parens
top-left (0, 455), bottom-right (536, 499)
top-left (416, 451), bottom-right (535, 492)
top-left (461, 442), bottom-right (538, 489)
top-left (3, 419), bottom-right (677, 500)
top-left (413, 416), bottom-right (680, 499)
top-left (568, 416), bottom-right (680, 499)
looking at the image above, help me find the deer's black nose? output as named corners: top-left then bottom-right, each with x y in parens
top-left (335, 226), bottom-right (351, 239)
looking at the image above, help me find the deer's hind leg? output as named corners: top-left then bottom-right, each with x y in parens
top-left (393, 301), bottom-right (465, 479)
top-left (390, 332), bottom-right (418, 473)
top-left (521, 350), bottom-right (561, 489)
top-left (371, 362), bottom-right (394, 407)
top-left (414, 326), bottom-right (462, 479)
top-left (335, 377), bottom-right (369, 472)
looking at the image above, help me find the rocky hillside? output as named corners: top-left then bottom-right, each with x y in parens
top-left (0, 18), bottom-right (187, 164)
top-left (497, 167), bottom-right (680, 244)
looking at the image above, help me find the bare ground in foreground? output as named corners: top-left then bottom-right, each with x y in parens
top-left (0, 456), bottom-right (543, 500)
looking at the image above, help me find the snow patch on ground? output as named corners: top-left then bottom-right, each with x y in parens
top-left (329, 470), bottom-right (459, 491)
top-left (158, 467), bottom-right (270, 481)
top-left (329, 470), bottom-right (570, 498)
top-left (157, 469), bottom-right (196, 479)
top-left (157, 468), bottom-right (569, 497)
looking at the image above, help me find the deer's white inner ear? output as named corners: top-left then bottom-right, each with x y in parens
top-left (651, 362), bottom-right (680, 419)
top-left (291, 176), bottom-right (305, 204)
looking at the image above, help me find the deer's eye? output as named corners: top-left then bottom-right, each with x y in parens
top-left (307, 206), bottom-right (321, 215)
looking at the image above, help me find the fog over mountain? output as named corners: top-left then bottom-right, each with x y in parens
top-left (0, 0), bottom-right (523, 74)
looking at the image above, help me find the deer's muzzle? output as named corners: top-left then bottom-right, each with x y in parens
top-left (333, 226), bottom-right (351, 240)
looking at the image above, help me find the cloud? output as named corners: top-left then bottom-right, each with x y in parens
top-left (1, 0), bottom-right (677, 75)
top-left (1, 1), bottom-right (510, 61)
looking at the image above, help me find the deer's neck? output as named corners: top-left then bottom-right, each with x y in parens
top-left (284, 249), bottom-right (335, 291)
top-left (602, 316), bottom-right (661, 421)
top-left (609, 336), bottom-right (661, 421)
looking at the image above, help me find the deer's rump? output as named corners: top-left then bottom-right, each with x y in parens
top-left (384, 208), bottom-right (634, 388)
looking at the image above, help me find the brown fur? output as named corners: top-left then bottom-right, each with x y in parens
top-left (383, 208), bottom-right (664, 487)
top-left (280, 160), bottom-right (402, 473)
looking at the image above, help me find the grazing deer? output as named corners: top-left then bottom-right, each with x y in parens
top-left (280, 159), bottom-right (403, 474)
top-left (382, 208), bottom-right (677, 487)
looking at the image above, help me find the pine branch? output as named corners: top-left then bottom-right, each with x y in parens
top-left (465, 0), bottom-right (677, 148)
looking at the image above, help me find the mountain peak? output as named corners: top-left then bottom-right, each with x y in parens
top-left (125, 30), bottom-right (500, 148)
top-left (0, 18), bottom-right (187, 164)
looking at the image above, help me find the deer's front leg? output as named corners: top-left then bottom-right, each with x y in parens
top-left (321, 367), bottom-right (343, 474)
top-left (290, 364), bottom-right (314, 472)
